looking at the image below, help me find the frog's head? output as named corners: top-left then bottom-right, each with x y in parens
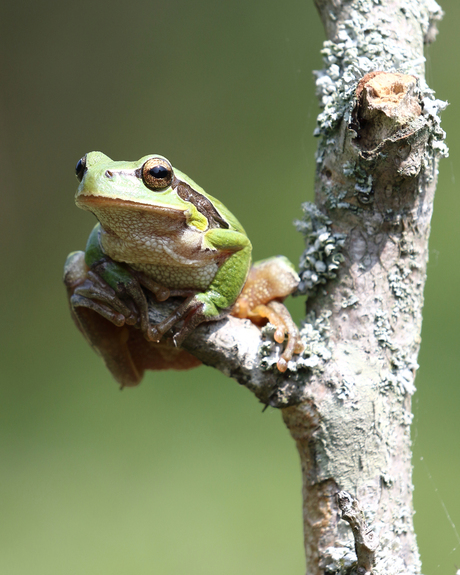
top-left (76, 151), bottom-right (192, 213)
top-left (74, 152), bottom-right (210, 233)
top-left (74, 152), bottom-right (230, 233)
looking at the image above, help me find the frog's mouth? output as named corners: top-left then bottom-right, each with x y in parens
top-left (76, 194), bottom-right (187, 220)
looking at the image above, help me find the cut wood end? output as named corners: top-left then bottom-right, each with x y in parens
top-left (357, 71), bottom-right (422, 123)
top-left (365, 72), bottom-right (417, 105)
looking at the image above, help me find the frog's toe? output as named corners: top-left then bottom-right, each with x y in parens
top-left (266, 301), bottom-right (304, 371)
top-left (71, 294), bottom-right (127, 327)
top-left (63, 251), bottom-right (88, 288)
top-left (144, 324), bottom-right (164, 344)
top-left (277, 357), bottom-right (289, 373)
top-left (73, 280), bottom-right (135, 321)
top-left (171, 304), bottom-right (206, 347)
top-left (143, 296), bottom-right (206, 347)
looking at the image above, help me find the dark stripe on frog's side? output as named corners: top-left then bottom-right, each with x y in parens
top-left (133, 167), bottom-right (230, 229)
top-left (171, 176), bottom-right (230, 230)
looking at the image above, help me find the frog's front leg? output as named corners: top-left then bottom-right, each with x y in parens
top-left (64, 252), bottom-right (138, 325)
top-left (148, 228), bottom-right (252, 346)
top-left (71, 225), bottom-right (176, 336)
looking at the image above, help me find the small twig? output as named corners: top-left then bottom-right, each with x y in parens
top-left (337, 491), bottom-right (379, 575)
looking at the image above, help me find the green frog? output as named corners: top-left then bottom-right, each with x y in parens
top-left (64, 152), bottom-right (303, 386)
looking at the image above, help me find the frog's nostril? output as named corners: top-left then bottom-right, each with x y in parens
top-left (105, 170), bottom-right (114, 178)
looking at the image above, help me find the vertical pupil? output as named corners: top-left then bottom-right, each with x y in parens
top-left (150, 165), bottom-right (169, 179)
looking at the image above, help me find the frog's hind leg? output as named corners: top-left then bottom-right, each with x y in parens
top-left (73, 307), bottom-right (143, 387)
top-left (64, 251), bottom-right (142, 386)
top-left (64, 251), bottom-right (201, 386)
top-left (71, 308), bottom-right (201, 386)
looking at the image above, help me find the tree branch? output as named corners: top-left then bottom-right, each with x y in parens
top-left (148, 1), bottom-right (447, 573)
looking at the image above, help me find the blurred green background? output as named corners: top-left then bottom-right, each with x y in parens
top-left (1, 0), bottom-right (459, 573)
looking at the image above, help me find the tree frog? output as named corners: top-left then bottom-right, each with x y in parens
top-left (64, 152), bottom-right (303, 387)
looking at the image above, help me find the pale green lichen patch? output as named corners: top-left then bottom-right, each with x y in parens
top-left (379, 371), bottom-right (416, 397)
top-left (369, 229), bottom-right (424, 400)
top-left (295, 203), bottom-right (346, 296)
top-left (259, 310), bottom-right (332, 378)
top-left (336, 377), bottom-right (355, 401)
top-left (323, 545), bottom-right (357, 573)
top-left (336, 377), bottom-right (360, 410)
top-left (388, 261), bottom-right (422, 319)
top-left (341, 294), bottom-right (359, 308)
top-left (374, 308), bottom-right (398, 351)
top-left (374, 307), bottom-right (418, 398)
top-left (420, 95), bottom-right (449, 175)
top-left (315, 0), bottom-right (443, 139)
top-left (321, 160), bottom-right (376, 211)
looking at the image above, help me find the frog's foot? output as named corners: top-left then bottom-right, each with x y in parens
top-left (232, 256), bottom-right (304, 371)
top-left (232, 256), bottom-right (300, 318)
top-left (142, 296), bottom-right (208, 346)
top-left (89, 259), bottom-right (165, 337)
top-left (250, 301), bottom-right (304, 372)
top-left (141, 292), bottom-right (229, 347)
top-left (70, 271), bottom-right (139, 326)
top-left (65, 251), bottom-right (174, 341)
top-left (64, 252), bottom-right (134, 326)
top-left (119, 269), bottom-right (197, 342)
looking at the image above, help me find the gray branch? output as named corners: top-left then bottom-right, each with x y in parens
top-left (148, 1), bottom-right (446, 573)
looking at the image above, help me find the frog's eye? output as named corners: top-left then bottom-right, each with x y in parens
top-left (75, 155), bottom-right (87, 182)
top-left (142, 157), bottom-right (173, 191)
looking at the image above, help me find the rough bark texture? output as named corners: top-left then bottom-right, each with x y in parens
top-left (282, 2), bottom-right (446, 573)
top-left (147, 1), bottom-right (447, 573)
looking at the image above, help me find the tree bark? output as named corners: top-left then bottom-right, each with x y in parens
top-left (148, 1), bottom-right (447, 573)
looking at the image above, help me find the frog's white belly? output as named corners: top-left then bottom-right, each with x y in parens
top-left (130, 261), bottom-right (219, 290)
top-left (99, 219), bottom-right (221, 290)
